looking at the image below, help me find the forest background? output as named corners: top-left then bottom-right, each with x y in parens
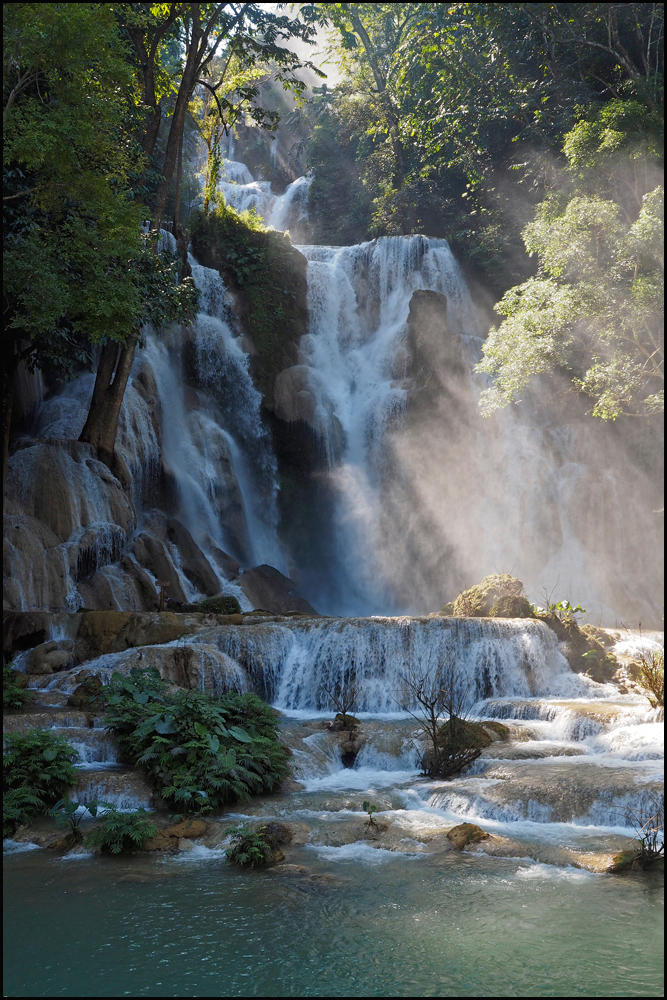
top-left (3, 2), bottom-right (664, 477)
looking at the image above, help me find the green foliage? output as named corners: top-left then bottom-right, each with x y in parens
top-left (3, 3), bottom-right (198, 392)
top-left (225, 823), bottom-right (281, 867)
top-left (86, 805), bottom-right (158, 854)
top-left (191, 207), bottom-right (308, 394)
top-left (102, 668), bottom-right (290, 814)
top-left (197, 595), bottom-right (242, 616)
top-left (3, 729), bottom-right (79, 836)
top-left (3, 665), bottom-right (32, 710)
top-left (48, 798), bottom-right (103, 843)
top-left (637, 647), bottom-right (665, 708)
top-left (362, 800), bottom-right (378, 826)
top-left (477, 96), bottom-right (663, 420)
top-left (309, 4), bottom-right (664, 285)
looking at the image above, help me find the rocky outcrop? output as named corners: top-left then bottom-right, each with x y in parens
top-left (131, 534), bottom-right (188, 605)
top-left (446, 823), bottom-right (490, 849)
top-left (24, 639), bottom-right (74, 675)
top-left (4, 441), bottom-right (135, 612)
top-left (165, 519), bottom-right (220, 596)
top-left (238, 564), bottom-right (318, 615)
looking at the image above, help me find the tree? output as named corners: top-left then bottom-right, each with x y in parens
top-left (398, 652), bottom-right (481, 778)
top-left (476, 98), bottom-right (664, 421)
top-left (3, 4), bottom-right (199, 477)
top-left (121, 2), bottom-right (323, 229)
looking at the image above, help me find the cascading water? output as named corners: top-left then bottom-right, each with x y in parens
top-left (291, 237), bottom-right (478, 614)
top-left (283, 233), bottom-right (662, 622)
top-left (4, 145), bottom-right (663, 881)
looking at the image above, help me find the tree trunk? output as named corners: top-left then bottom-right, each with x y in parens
top-left (79, 337), bottom-right (138, 468)
top-left (173, 128), bottom-right (184, 229)
top-left (151, 29), bottom-right (202, 231)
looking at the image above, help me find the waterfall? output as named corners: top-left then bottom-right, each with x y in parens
top-left (286, 236), bottom-right (662, 624)
top-left (218, 157), bottom-right (312, 240)
top-left (183, 615), bottom-right (592, 711)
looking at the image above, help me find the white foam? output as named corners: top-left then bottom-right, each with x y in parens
top-left (307, 841), bottom-right (420, 864)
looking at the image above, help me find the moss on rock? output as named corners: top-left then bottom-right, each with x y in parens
top-left (190, 207), bottom-right (309, 398)
top-left (448, 574), bottom-right (532, 618)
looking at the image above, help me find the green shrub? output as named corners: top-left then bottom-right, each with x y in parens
top-left (3, 665), bottom-right (32, 710)
top-left (102, 668), bottom-right (290, 814)
top-left (197, 595), bottom-right (242, 616)
top-left (3, 730), bottom-right (79, 836)
top-left (638, 647), bottom-right (665, 708)
top-left (225, 823), bottom-right (282, 867)
top-left (49, 798), bottom-right (102, 843)
top-left (86, 805), bottom-right (158, 854)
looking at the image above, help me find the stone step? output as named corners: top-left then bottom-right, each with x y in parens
top-left (74, 767), bottom-right (155, 811)
top-left (30, 690), bottom-right (70, 708)
top-left (3, 709), bottom-right (104, 733)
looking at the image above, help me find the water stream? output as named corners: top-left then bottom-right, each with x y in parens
top-left (4, 155), bottom-right (663, 998)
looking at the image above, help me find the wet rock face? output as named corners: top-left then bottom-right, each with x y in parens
top-left (24, 639), bottom-right (74, 675)
top-left (238, 564), bottom-right (318, 616)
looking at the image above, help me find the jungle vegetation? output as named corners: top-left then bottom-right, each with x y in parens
top-left (3, 2), bottom-right (664, 456)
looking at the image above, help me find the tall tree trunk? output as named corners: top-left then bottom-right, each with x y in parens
top-left (173, 128), bottom-right (184, 230)
top-left (151, 30), bottom-right (202, 231)
top-left (79, 337), bottom-right (138, 469)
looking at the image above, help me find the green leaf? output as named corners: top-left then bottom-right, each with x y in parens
top-left (228, 726), bottom-right (253, 743)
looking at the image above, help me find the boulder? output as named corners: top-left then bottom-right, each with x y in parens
top-left (164, 818), bottom-right (208, 839)
top-left (206, 544), bottom-right (241, 581)
top-left (262, 822), bottom-right (293, 845)
top-left (131, 533), bottom-right (188, 604)
top-left (67, 674), bottom-right (104, 709)
top-left (120, 555), bottom-right (159, 610)
top-left (447, 823), bottom-right (490, 849)
top-left (166, 519), bottom-right (220, 596)
top-left (451, 574), bottom-right (526, 618)
top-left (24, 639), bottom-right (74, 675)
top-left (238, 564), bottom-right (318, 616)
top-left (3, 515), bottom-right (72, 612)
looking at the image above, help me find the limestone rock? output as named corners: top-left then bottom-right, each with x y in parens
top-left (131, 533), bottom-right (188, 604)
top-left (262, 822), bottom-right (294, 845)
top-left (238, 564), bottom-right (318, 616)
top-left (166, 519), bottom-right (220, 596)
top-left (3, 515), bottom-right (71, 612)
top-left (165, 818), bottom-right (208, 839)
top-left (3, 611), bottom-right (52, 656)
top-left (206, 544), bottom-right (241, 581)
top-left (5, 441), bottom-right (134, 542)
top-left (120, 555), bottom-right (159, 611)
top-left (25, 639), bottom-right (74, 675)
top-left (67, 675), bottom-right (104, 709)
top-left (446, 823), bottom-right (490, 849)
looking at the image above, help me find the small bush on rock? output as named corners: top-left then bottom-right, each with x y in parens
top-left (3, 730), bottom-right (79, 836)
top-left (102, 669), bottom-right (290, 814)
top-left (86, 805), bottom-right (158, 854)
top-left (198, 595), bottom-right (242, 616)
top-left (638, 647), bottom-right (664, 708)
top-left (450, 575), bottom-right (529, 618)
top-left (225, 823), bottom-right (283, 867)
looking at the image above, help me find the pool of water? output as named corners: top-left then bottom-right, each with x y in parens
top-left (3, 844), bottom-right (663, 997)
